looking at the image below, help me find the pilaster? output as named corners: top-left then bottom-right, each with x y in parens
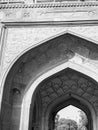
top-left (0, 23), bottom-right (7, 111)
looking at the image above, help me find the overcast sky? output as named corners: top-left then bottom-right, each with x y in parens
top-left (57, 105), bottom-right (81, 123)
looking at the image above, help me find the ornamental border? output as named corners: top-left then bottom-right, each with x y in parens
top-left (0, 1), bottom-right (98, 9)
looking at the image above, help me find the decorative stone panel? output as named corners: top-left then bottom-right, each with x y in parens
top-left (0, 1), bottom-right (98, 22)
top-left (39, 68), bottom-right (98, 113)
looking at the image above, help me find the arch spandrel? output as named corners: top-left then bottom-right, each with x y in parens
top-left (3, 28), bottom-right (98, 74)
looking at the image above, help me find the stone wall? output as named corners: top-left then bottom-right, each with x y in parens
top-left (0, 1), bottom-right (98, 130)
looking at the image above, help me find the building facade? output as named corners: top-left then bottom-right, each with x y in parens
top-left (0, 0), bottom-right (98, 130)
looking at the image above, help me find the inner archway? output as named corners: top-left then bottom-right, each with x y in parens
top-left (55, 105), bottom-right (88, 130)
top-left (50, 100), bottom-right (89, 130)
top-left (29, 68), bottom-right (97, 130)
top-left (48, 97), bottom-right (92, 130)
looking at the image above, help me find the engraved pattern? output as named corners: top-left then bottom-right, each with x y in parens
top-left (0, 1), bottom-right (98, 9)
top-left (3, 27), bottom-right (98, 73)
top-left (39, 69), bottom-right (98, 112)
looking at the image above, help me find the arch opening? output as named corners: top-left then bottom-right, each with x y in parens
top-left (49, 99), bottom-right (90, 130)
top-left (29, 68), bottom-right (97, 130)
top-left (54, 104), bottom-right (88, 130)
top-left (46, 95), bottom-right (93, 130)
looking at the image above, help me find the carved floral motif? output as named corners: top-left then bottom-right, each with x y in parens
top-left (39, 69), bottom-right (98, 112)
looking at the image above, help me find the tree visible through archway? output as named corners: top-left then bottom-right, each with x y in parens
top-left (55, 105), bottom-right (88, 130)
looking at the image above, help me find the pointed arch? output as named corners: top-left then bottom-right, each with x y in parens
top-left (1, 30), bottom-right (98, 107)
top-left (45, 93), bottom-right (94, 130)
top-left (20, 61), bottom-right (97, 130)
top-left (0, 30), bottom-right (98, 130)
top-left (2, 29), bottom-right (98, 87)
